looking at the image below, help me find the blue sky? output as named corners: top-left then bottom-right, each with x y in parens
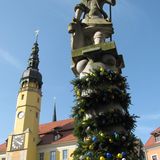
top-left (0, 0), bottom-right (160, 144)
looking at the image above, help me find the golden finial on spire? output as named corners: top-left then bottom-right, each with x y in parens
top-left (35, 30), bottom-right (40, 43)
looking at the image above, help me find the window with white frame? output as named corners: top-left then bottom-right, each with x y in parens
top-left (50, 151), bottom-right (56, 160)
top-left (152, 155), bottom-right (158, 160)
top-left (62, 150), bottom-right (68, 160)
top-left (39, 152), bottom-right (44, 160)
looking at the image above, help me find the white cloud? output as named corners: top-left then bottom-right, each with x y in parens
top-left (0, 49), bottom-right (21, 69)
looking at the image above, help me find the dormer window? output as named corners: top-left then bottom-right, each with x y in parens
top-left (53, 134), bottom-right (61, 141)
top-left (52, 126), bottom-right (62, 141)
top-left (155, 135), bottom-right (160, 142)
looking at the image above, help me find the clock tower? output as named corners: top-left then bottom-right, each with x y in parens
top-left (6, 41), bottom-right (43, 160)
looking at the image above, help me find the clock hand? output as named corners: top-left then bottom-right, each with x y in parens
top-left (14, 139), bottom-right (23, 145)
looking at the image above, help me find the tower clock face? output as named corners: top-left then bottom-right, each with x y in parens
top-left (17, 111), bottom-right (25, 119)
top-left (11, 134), bottom-right (25, 151)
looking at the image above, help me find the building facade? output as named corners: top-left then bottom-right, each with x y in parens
top-left (0, 119), bottom-right (77, 160)
top-left (145, 127), bottom-right (160, 160)
top-left (37, 119), bottom-right (76, 160)
top-left (0, 42), bottom-right (77, 160)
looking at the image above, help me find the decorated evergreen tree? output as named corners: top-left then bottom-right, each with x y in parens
top-left (68, 0), bottom-right (144, 159)
top-left (71, 68), bottom-right (139, 160)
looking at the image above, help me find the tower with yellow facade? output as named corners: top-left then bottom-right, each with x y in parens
top-left (6, 41), bottom-right (43, 160)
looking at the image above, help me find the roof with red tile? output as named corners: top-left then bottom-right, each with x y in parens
top-left (151, 127), bottom-right (160, 135)
top-left (0, 118), bottom-right (76, 153)
top-left (39, 118), bottom-right (76, 145)
top-left (145, 127), bottom-right (160, 148)
top-left (39, 118), bottom-right (74, 134)
top-left (0, 143), bottom-right (7, 153)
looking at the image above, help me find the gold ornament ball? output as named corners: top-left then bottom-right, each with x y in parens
top-left (89, 144), bottom-right (94, 150)
top-left (117, 153), bottom-right (122, 158)
top-left (90, 73), bottom-right (95, 76)
top-left (84, 137), bottom-right (91, 143)
top-left (76, 90), bottom-right (81, 96)
top-left (86, 78), bottom-right (89, 81)
top-left (109, 138), bottom-right (113, 143)
top-left (80, 109), bottom-right (85, 113)
top-left (82, 121), bottom-right (87, 125)
top-left (100, 67), bottom-right (104, 72)
top-left (99, 132), bottom-right (105, 137)
top-left (86, 157), bottom-right (91, 160)
top-left (99, 156), bottom-right (106, 160)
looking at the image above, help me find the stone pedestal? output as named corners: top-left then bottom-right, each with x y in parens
top-left (71, 41), bottom-right (124, 76)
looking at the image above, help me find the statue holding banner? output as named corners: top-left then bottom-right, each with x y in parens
top-left (68, 0), bottom-right (116, 50)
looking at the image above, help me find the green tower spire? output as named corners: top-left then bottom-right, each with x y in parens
top-left (20, 38), bottom-right (42, 89)
top-left (52, 97), bottom-right (57, 122)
